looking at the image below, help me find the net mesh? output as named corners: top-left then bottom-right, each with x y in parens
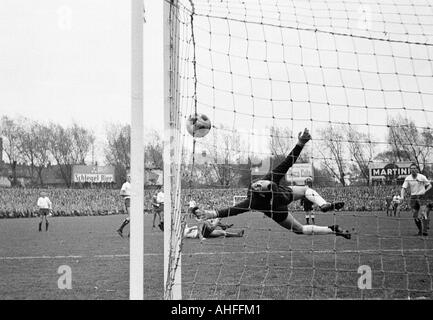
top-left (165, 0), bottom-right (433, 299)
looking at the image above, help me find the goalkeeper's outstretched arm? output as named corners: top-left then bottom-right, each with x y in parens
top-left (193, 199), bottom-right (251, 220)
top-left (262, 128), bottom-right (311, 184)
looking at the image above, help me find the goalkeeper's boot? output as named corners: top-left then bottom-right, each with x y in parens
top-left (329, 225), bottom-right (351, 239)
top-left (158, 222), bottom-right (164, 232)
top-left (320, 202), bottom-right (345, 212)
top-left (116, 229), bottom-right (124, 238)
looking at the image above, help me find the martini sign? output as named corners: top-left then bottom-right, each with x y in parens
top-left (369, 162), bottom-right (413, 183)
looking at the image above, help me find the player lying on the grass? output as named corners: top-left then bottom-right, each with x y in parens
top-left (193, 128), bottom-right (351, 239)
top-left (183, 218), bottom-right (243, 240)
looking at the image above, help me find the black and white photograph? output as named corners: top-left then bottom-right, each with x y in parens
top-left (1, 0), bottom-right (433, 304)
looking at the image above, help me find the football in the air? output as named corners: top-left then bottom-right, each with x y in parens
top-left (186, 113), bottom-right (211, 138)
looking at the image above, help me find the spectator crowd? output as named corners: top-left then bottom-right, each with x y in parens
top-left (0, 185), bottom-right (412, 219)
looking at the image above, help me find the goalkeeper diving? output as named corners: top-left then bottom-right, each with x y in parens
top-left (193, 128), bottom-right (351, 239)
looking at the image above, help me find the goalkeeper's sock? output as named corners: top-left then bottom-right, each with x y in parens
top-left (38, 222), bottom-right (42, 232)
top-left (306, 218), bottom-right (309, 224)
top-left (305, 189), bottom-right (327, 207)
top-left (302, 225), bottom-right (333, 235)
top-left (46, 222), bottom-right (49, 231)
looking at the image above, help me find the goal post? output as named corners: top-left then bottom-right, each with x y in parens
top-left (130, 0), bottom-right (144, 300)
top-left (163, 0), bottom-right (183, 300)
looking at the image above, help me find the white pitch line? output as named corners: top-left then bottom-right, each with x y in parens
top-left (1, 248), bottom-right (433, 261)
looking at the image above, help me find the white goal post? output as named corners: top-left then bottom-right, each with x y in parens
top-left (130, 0), bottom-right (145, 300)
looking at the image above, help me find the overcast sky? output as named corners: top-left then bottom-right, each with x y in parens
top-left (0, 0), bottom-right (164, 164)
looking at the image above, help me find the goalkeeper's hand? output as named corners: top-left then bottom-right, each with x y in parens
top-left (298, 128), bottom-right (312, 146)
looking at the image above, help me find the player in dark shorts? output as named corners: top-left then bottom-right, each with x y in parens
top-left (301, 198), bottom-right (314, 225)
top-left (301, 177), bottom-right (315, 224)
top-left (117, 173), bottom-right (131, 237)
top-left (193, 129), bottom-right (351, 239)
top-left (37, 191), bottom-right (52, 232)
top-left (385, 196), bottom-right (393, 216)
top-left (151, 194), bottom-right (161, 229)
top-left (401, 164), bottom-right (432, 236)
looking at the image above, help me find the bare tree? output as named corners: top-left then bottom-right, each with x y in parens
top-left (387, 116), bottom-right (433, 172)
top-left (33, 123), bottom-right (52, 186)
top-left (346, 126), bottom-right (376, 185)
top-left (15, 117), bottom-right (38, 183)
top-left (269, 126), bottom-right (310, 163)
top-left (317, 124), bottom-right (347, 186)
top-left (0, 116), bottom-right (21, 186)
top-left (206, 126), bottom-right (244, 187)
top-left (144, 129), bottom-right (163, 169)
top-left (70, 123), bottom-right (95, 165)
top-left (48, 123), bottom-right (94, 187)
top-left (104, 123), bottom-right (131, 183)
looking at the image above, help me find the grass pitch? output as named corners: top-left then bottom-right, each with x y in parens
top-left (1, 211), bottom-right (432, 300)
top-left (181, 211), bottom-right (433, 300)
top-left (0, 214), bottom-right (163, 300)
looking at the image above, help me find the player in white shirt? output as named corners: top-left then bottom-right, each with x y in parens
top-left (391, 194), bottom-right (402, 217)
top-left (37, 191), bottom-right (52, 232)
top-left (152, 186), bottom-right (164, 231)
top-left (401, 163), bottom-right (432, 236)
top-left (117, 173), bottom-right (131, 237)
top-left (189, 199), bottom-right (197, 213)
top-left (155, 187), bottom-right (164, 231)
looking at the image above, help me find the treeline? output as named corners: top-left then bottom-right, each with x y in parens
top-left (0, 116), bottom-right (161, 187)
top-left (2, 114), bottom-right (432, 188)
top-left (184, 114), bottom-right (433, 187)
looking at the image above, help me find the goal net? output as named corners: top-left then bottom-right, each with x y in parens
top-left (164, 0), bottom-right (433, 299)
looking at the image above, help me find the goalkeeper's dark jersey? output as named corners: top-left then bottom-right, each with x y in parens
top-left (217, 143), bottom-right (304, 218)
